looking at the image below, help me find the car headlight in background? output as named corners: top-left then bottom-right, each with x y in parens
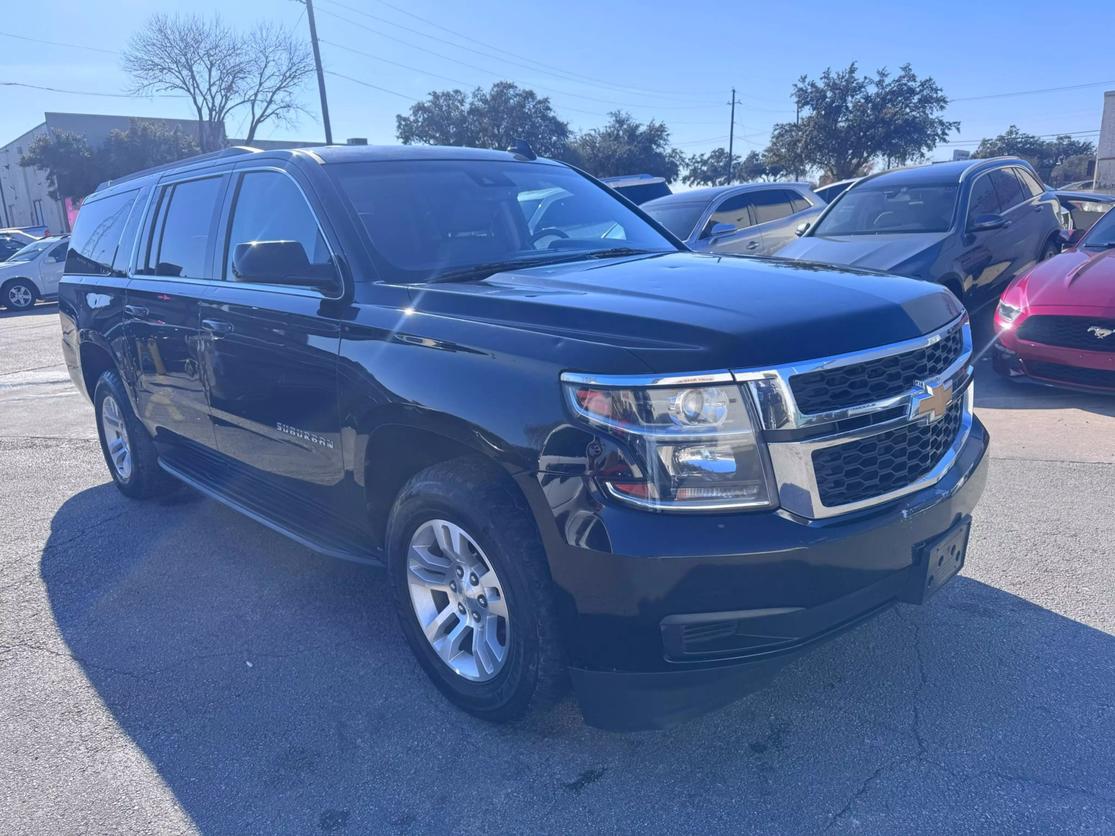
top-left (996, 299), bottom-right (1023, 328)
top-left (561, 375), bottom-right (775, 511)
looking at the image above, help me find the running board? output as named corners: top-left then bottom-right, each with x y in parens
top-left (159, 459), bottom-right (384, 567)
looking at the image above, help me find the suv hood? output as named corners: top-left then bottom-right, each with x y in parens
top-left (778, 233), bottom-right (947, 273)
top-left (408, 252), bottom-right (963, 371)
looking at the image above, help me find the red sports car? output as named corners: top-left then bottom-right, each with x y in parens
top-left (994, 205), bottom-right (1115, 392)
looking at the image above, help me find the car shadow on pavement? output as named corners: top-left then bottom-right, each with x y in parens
top-left (40, 483), bottom-right (1115, 833)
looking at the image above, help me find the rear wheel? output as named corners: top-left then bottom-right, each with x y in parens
top-left (93, 370), bottom-right (176, 499)
top-left (386, 458), bottom-right (565, 722)
top-left (1039, 237), bottom-right (1060, 262)
top-left (2, 279), bottom-right (37, 311)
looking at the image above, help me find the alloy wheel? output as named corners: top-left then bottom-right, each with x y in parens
top-left (406, 519), bottom-right (510, 682)
top-left (100, 395), bottom-right (133, 481)
top-left (7, 284), bottom-right (33, 309)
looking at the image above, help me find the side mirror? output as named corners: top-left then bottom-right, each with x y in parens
top-left (231, 240), bottom-right (339, 290)
top-left (795, 221), bottom-right (812, 237)
top-left (968, 213), bottom-right (1009, 232)
top-left (703, 221), bottom-right (736, 239)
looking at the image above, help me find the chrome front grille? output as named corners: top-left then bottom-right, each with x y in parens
top-left (733, 315), bottom-right (974, 519)
top-left (811, 398), bottom-right (965, 507)
top-left (790, 322), bottom-right (965, 413)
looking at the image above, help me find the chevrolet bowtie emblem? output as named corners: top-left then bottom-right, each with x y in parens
top-left (910, 381), bottom-right (953, 423)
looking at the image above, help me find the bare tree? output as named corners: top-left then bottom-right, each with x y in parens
top-left (237, 23), bottom-right (315, 143)
top-left (123, 14), bottom-right (245, 152)
top-left (123, 14), bottom-right (313, 151)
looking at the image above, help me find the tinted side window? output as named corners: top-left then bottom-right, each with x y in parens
top-left (47, 241), bottom-right (69, 262)
top-left (751, 190), bottom-right (796, 224)
top-left (989, 168), bottom-right (1026, 211)
top-left (709, 195), bottom-right (753, 231)
top-left (968, 175), bottom-right (1001, 221)
top-left (789, 192), bottom-right (812, 213)
top-left (224, 171), bottom-right (332, 281)
top-left (1016, 168), bottom-right (1044, 198)
top-left (64, 189), bottom-right (138, 276)
top-left (149, 177), bottom-right (223, 279)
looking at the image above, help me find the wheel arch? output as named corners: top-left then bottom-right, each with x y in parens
top-left (1, 275), bottom-right (39, 302)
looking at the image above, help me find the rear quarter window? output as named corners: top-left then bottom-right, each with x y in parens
top-left (65, 189), bottom-right (139, 276)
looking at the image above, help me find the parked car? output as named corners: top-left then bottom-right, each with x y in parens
top-left (0, 230), bottom-right (40, 262)
top-left (60, 143), bottom-right (987, 730)
top-left (813, 178), bottom-right (860, 204)
top-left (993, 204), bottom-right (1115, 392)
top-left (1060, 179), bottom-right (1097, 192)
top-left (599, 174), bottom-right (671, 204)
top-left (777, 158), bottom-right (1065, 305)
top-left (1055, 189), bottom-right (1115, 246)
top-left (642, 183), bottom-right (825, 257)
top-left (0, 235), bottom-right (69, 310)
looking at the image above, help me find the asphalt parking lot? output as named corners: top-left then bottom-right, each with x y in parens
top-left (1, 303), bottom-right (1113, 835)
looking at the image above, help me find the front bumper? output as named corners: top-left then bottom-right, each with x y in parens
top-left (993, 336), bottom-right (1115, 394)
top-left (532, 417), bottom-right (989, 730)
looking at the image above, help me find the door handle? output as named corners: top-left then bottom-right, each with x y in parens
top-left (201, 318), bottom-right (234, 336)
top-left (746, 240), bottom-right (760, 250)
top-left (123, 304), bottom-right (149, 319)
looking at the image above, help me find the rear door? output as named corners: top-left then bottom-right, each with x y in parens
top-left (703, 193), bottom-right (764, 255)
top-left (197, 164), bottom-right (345, 510)
top-left (126, 171), bottom-right (228, 451)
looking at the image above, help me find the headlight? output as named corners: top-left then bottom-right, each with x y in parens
top-left (561, 376), bottom-right (775, 511)
top-left (996, 299), bottom-right (1023, 328)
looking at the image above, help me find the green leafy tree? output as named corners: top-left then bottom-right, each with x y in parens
top-left (765, 63), bottom-right (956, 181)
top-left (21, 121), bottom-right (201, 202)
top-left (683, 147), bottom-right (738, 186)
top-left (973, 125), bottom-right (1095, 184)
top-left (397, 81), bottom-right (572, 158)
top-left (572, 111), bottom-right (683, 181)
top-left (100, 121), bottom-right (200, 180)
top-left (20, 131), bottom-right (100, 200)
top-left (683, 148), bottom-right (786, 186)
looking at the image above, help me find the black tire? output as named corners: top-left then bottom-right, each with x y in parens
top-left (1039, 237), bottom-right (1060, 262)
top-left (386, 457), bottom-right (565, 722)
top-left (93, 370), bottom-right (176, 499)
top-left (2, 278), bottom-right (37, 311)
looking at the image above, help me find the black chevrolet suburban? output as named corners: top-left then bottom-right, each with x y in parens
top-left (59, 144), bottom-right (988, 730)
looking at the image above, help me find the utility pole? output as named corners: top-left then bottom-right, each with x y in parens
top-left (726, 88), bottom-right (742, 185)
top-left (304, 0), bottom-right (333, 145)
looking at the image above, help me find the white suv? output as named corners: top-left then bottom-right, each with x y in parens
top-left (0, 236), bottom-right (69, 311)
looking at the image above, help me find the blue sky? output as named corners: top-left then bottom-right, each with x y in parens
top-left (3, 0), bottom-right (1113, 161)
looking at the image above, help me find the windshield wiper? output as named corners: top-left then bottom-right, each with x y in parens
top-left (1084, 241), bottom-right (1115, 250)
top-left (581, 247), bottom-right (665, 259)
top-left (427, 257), bottom-right (561, 283)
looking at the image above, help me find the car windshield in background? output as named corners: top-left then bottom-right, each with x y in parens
top-left (1080, 207), bottom-right (1115, 248)
top-left (641, 201), bottom-right (706, 240)
top-left (329, 160), bottom-right (677, 282)
top-left (7, 239), bottom-right (54, 261)
top-left (813, 183), bottom-right (959, 236)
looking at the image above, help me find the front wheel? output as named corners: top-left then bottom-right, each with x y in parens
top-left (1039, 238), bottom-right (1060, 262)
top-left (2, 279), bottom-right (37, 311)
top-left (386, 458), bottom-right (565, 722)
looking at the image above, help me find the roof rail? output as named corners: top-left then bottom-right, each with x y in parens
top-left (94, 145), bottom-right (262, 192)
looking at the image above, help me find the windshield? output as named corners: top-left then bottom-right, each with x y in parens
top-left (1080, 205), bottom-right (1115, 248)
top-left (642, 201), bottom-right (705, 240)
top-left (7, 239), bottom-right (54, 261)
top-left (813, 183), bottom-right (958, 236)
top-left (329, 160), bottom-right (677, 282)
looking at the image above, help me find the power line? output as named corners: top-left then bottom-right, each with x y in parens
top-left (1, 81), bottom-right (184, 99)
top-left (317, 9), bottom-right (732, 112)
top-left (324, 70), bottom-right (418, 101)
top-left (0, 30), bottom-right (118, 55)
top-left (319, 0), bottom-right (730, 105)
top-left (951, 80), bottom-right (1115, 103)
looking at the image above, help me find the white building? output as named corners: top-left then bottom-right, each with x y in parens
top-left (1096, 90), bottom-right (1115, 189)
